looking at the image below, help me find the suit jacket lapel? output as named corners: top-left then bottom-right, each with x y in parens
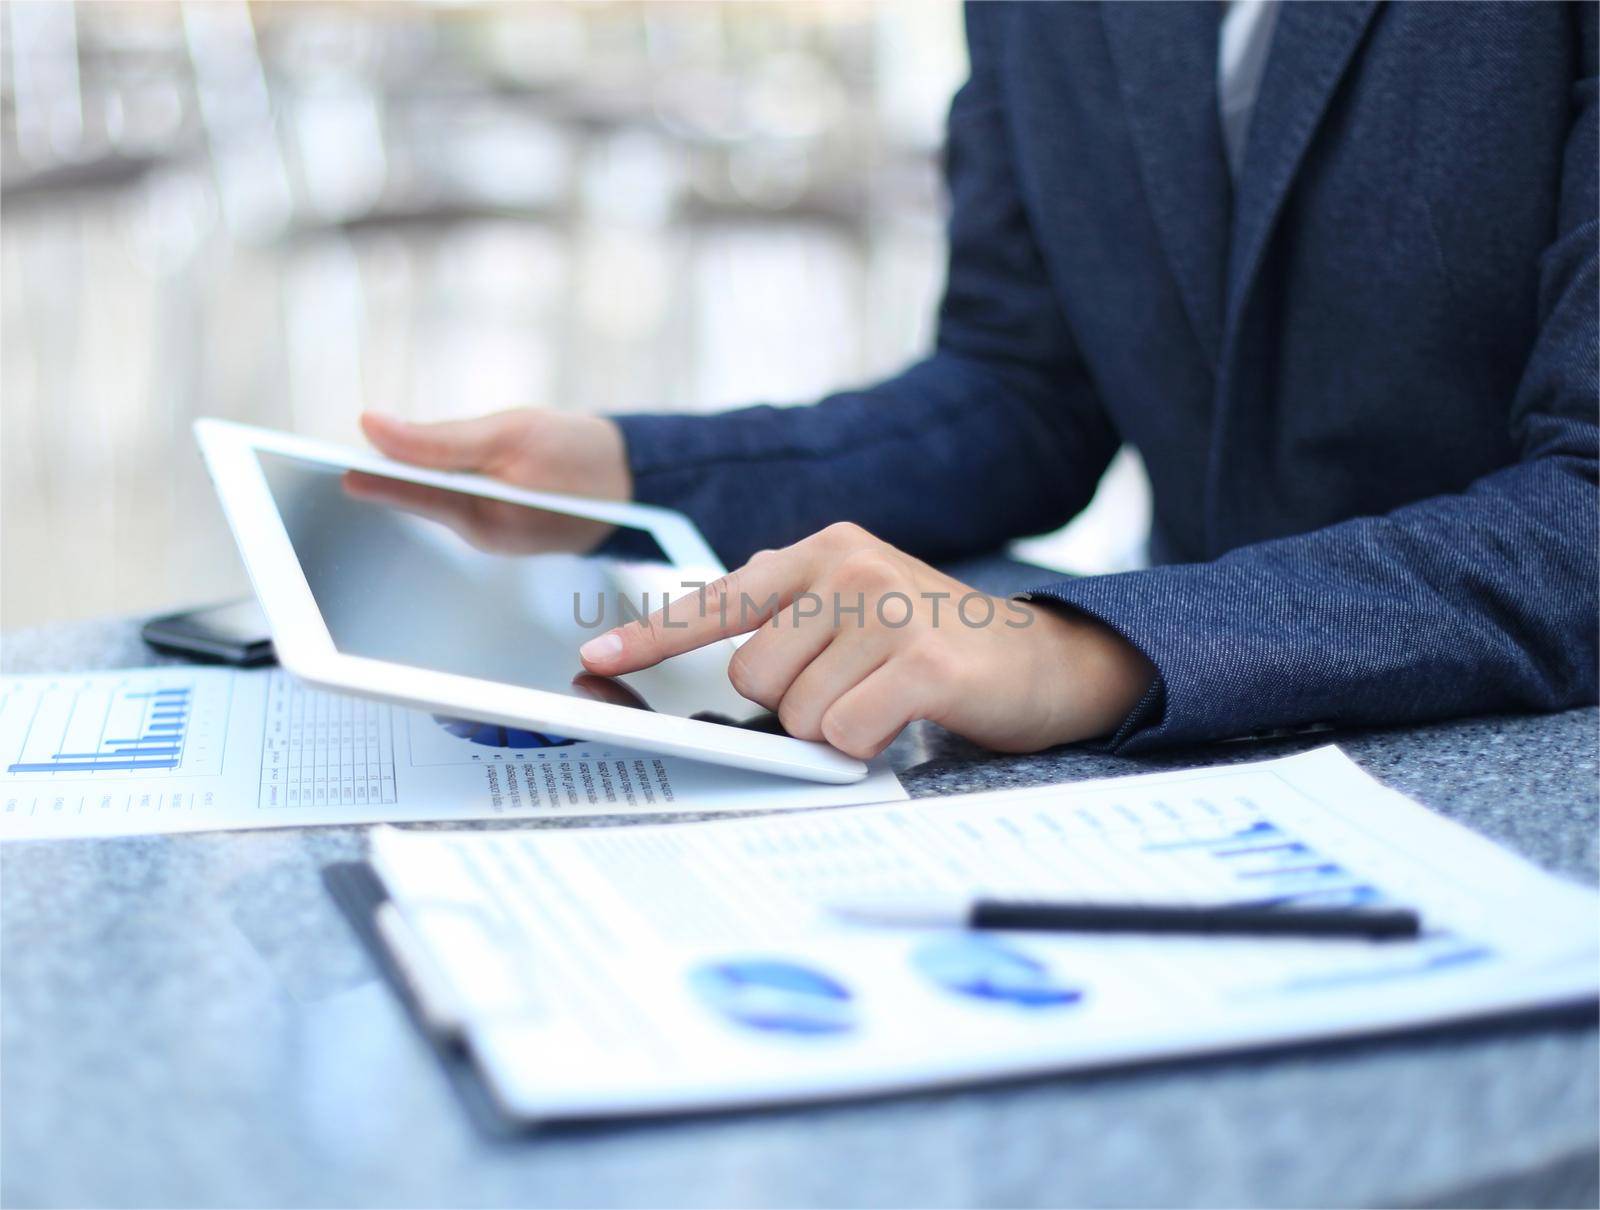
top-left (1224, 1), bottom-right (1380, 338)
top-left (1101, 1), bottom-right (1231, 370)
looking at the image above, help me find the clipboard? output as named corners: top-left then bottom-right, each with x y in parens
top-left (322, 862), bottom-right (529, 1137)
top-left (324, 854), bottom-right (1598, 1136)
top-left (324, 753), bottom-right (1600, 1127)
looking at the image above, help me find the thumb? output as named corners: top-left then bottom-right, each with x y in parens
top-left (360, 411), bottom-right (519, 472)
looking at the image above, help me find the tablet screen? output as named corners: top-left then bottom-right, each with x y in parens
top-left (257, 451), bottom-right (765, 728)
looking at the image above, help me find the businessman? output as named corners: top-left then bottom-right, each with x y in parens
top-left (364, 1), bottom-right (1598, 759)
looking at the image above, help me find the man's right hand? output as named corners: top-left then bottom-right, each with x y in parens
top-left (361, 409), bottom-right (633, 502)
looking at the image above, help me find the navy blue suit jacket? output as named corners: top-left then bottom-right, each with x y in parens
top-left (615, 1), bottom-right (1598, 751)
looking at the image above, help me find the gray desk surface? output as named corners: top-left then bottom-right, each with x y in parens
top-left (4, 562), bottom-right (1599, 1209)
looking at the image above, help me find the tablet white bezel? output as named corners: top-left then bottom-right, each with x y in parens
top-left (194, 418), bottom-right (868, 784)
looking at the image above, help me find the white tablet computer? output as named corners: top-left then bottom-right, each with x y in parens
top-left (194, 419), bottom-right (868, 783)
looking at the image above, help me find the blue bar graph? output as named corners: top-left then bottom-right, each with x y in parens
top-left (55, 749), bottom-right (180, 758)
top-left (1142, 821), bottom-right (1283, 852)
top-left (1131, 808), bottom-right (1385, 911)
top-left (9, 760), bottom-right (176, 773)
top-left (7, 683), bottom-right (193, 775)
top-left (1235, 862), bottom-right (1346, 880)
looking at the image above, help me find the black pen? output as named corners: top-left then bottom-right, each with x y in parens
top-left (826, 895), bottom-right (1421, 940)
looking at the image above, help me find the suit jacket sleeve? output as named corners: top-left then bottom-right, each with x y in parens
top-left (613, 4), bottom-right (1119, 567)
top-left (1033, 18), bottom-right (1599, 751)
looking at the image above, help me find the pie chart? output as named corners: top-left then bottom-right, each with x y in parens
top-left (912, 935), bottom-right (1083, 1008)
top-left (432, 715), bottom-right (576, 750)
top-left (689, 958), bottom-right (857, 1035)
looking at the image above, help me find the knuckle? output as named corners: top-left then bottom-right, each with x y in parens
top-left (710, 566), bottom-right (776, 625)
top-left (699, 571), bottom-right (740, 617)
top-left (725, 645), bottom-right (754, 693)
top-left (820, 707), bottom-right (875, 760)
top-left (624, 615), bottom-right (660, 654)
top-left (833, 549), bottom-right (900, 593)
top-left (819, 520), bottom-right (870, 550)
top-left (777, 695), bottom-right (822, 741)
top-left (905, 637), bottom-right (956, 680)
top-left (726, 644), bottom-right (772, 704)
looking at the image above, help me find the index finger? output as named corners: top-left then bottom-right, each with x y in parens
top-left (578, 546), bottom-right (813, 675)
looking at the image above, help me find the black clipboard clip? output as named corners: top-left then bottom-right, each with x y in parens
top-left (322, 862), bottom-right (527, 1138)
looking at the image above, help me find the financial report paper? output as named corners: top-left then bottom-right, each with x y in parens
top-left (0, 668), bottom-right (905, 839)
top-left (369, 747), bottom-right (1600, 1120)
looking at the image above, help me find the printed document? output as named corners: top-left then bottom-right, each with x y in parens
top-left (369, 747), bottom-right (1600, 1120)
top-left (0, 668), bottom-right (904, 839)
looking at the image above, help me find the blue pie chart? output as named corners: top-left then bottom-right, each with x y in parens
top-left (912, 935), bottom-right (1084, 1008)
top-left (432, 715), bottom-right (576, 749)
top-left (689, 958), bottom-right (857, 1035)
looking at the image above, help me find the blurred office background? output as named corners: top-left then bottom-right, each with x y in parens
top-left (1, 0), bottom-right (1149, 631)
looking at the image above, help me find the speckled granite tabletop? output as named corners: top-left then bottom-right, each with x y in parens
top-left (4, 560), bottom-right (1598, 1208)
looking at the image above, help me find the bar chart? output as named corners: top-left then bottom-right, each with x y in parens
top-left (1, 676), bottom-right (230, 778)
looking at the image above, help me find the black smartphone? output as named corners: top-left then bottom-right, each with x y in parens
top-left (141, 599), bottom-right (276, 666)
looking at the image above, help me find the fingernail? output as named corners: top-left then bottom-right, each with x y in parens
top-left (580, 632), bottom-right (624, 664)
